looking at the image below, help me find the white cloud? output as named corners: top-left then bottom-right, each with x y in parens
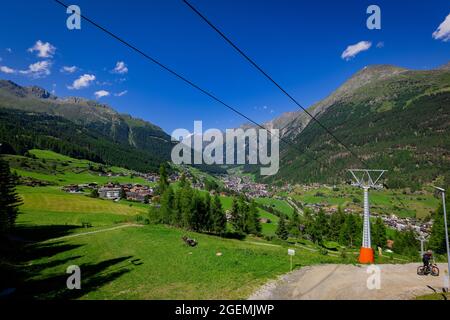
top-left (68, 74), bottom-right (96, 90)
top-left (114, 90), bottom-right (128, 97)
top-left (60, 66), bottom-right (78, 74)
top-left (341, 41), bottom-right (372, 61)
top-left (19, 61), bottom-right (52, 78)
top-left (94, 90), bottom-right (110, 99)
top-left (0, 65), bottom-right (16, 74)
top-left (28, 40), bottom-right (56, 58)
top-left (432, 13), bottom-right (450, 42)
top-left (376, 41), bottom-right (384, 48)
top-left (112, 61), bottom-right (128, 74)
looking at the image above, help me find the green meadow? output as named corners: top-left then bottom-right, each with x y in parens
top-left (10, 185), bottom-right (347, 300)
top-left (4, 149), bottom-right (155, 187)
top-left (2, 150), bottom-right (419, 300)
top-left (255, 197), bottom-right (294, 217)
top-left (12, 224), bottom-right (348, 300)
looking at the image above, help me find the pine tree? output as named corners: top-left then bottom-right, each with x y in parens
top-left (276, 215), bottom-right (289, 240)
top-left (340, 213), bottom-right (358, 247)
top-left (0, 157), bottom-right (22, 236)
top-left (313, 209), bottom-right (329, 244)
top-left (203, 193), bottom-right (213, 232)
top-left (372, 217), bottom-right (387, 249)
top-left (211, 194), bottom-right (227, 235)
top-left (429, 191), bottom-right (449, 254)
top-left (230, 197), bottom-right (242, 233)
top-left (191, 192), bottom-right (207, 232)
top-left (393, 228), bottom-right (419, 257)
top-left (160, 186), bottom-right (175, 224)
top-left (246, 201), bottom-right (261, 235)
top-left (158, 164), bottom-right (169, 195)
top-left (329, 206), bottom-right (345, 241)
top-left (179, 183), bottom-right (194, 228)
top-left (179, 173), bottom-right (187, 188)
top-left (90, 188), bottom-right (99, 198)
top-left (119, 187), bottom-right (126, 200)
top-left (288, 209), bottom-right (301, 237)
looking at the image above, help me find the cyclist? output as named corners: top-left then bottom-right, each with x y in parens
top-left (422, 250), bottom-right (433, 270)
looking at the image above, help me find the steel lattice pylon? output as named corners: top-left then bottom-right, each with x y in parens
top-left (348, 169), bottom-right (387, 264)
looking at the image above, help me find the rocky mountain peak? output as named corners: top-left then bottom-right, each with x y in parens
top-left (25, 86), bottom-right (56, 100)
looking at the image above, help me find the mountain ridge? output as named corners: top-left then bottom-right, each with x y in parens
top-left (263, 63), bottom-right (447, 139)
top-left (0, 79), bottom-right (174, 172)
top-left (253, 62), bottom-right (450, 187)
top-left (0, 79), bottom-right (171, 150)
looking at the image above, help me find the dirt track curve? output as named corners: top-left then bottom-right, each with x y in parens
top-left (249, 263), bottom-right (449, 300)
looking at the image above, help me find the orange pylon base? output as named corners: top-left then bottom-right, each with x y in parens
top-left (359, 247), bottom-right (374, 264)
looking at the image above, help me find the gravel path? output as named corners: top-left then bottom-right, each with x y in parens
top-left (249, 263), bottom-right (449, 300)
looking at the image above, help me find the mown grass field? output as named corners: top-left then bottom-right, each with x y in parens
top-left (255, 197), bottom-right (294, 217)
top-left (17, 186), bottom-right (148, 230)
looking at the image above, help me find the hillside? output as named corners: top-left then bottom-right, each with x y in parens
top-left (258, 64), bottom-right (450, 188)
top-left (0, 80), bottom-right (174, 172)
top-left (1, 149), bottom-right (356, 299)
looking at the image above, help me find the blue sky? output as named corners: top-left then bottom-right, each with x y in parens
top-left (0, 0), bottom-right (449, 134)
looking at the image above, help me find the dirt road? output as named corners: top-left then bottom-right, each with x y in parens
top-left (249, 263), bottom-right (449, 300)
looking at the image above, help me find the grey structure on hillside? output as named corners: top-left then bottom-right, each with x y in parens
top-left (348, 169), bottom-right (387, 251)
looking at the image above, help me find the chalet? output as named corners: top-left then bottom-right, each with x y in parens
top-left (125, 192), bottom-right (147, 202)
top-left (99, 187), bottom-right (122, 200)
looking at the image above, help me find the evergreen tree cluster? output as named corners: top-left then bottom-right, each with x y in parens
top-left (229, 197), bottom-right (262, 236)
top-left (0, 156), bottom-right (22, 237)
top-left (149, 173), bottom-right (227, 236)
top-left (428, 189), bottom-right (449, 255)
top-left (280, 206), bottom-right (388, 251)
top-left (0, 108), bottom-right (170, 173)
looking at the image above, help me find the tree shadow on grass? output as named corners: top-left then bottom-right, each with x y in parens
top-left (1, 225), bottom-right (140, 300)
top-left (13, 224), bottom-right (81, 242)
top-left (16, 256), bottom-right (134, 300)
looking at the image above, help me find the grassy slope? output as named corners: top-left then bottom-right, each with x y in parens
top-left (13, 183), bottom-right (347, 300)
top-left (5, 150), bottom-right (355, 299)
top-left (17, 186), bottom-right (148, 229)
top-left (255, 197), bottom-right (294, 216)
top-left (5, 149), bottom-right (154, 186)
top-left (5, 149), bottom-right (418, 299)
top-left (23, 224), bottom-right (346, 300)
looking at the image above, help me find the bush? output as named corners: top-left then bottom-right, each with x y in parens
top-left (340, 248), bottom-right (347, 259)
top-left (322, 241), bottom-right (340, 251)
top-left (352, 197), bottom-right (361, 204)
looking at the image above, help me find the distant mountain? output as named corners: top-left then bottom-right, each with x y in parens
top-left (254, 63), bottom-right (450, 188)
top-left (0, 80), bottom-right (174, 172)
top-left (265, 65), bottom-right (409, 137)
top-left (0, 80), bottom-right (170, 150)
